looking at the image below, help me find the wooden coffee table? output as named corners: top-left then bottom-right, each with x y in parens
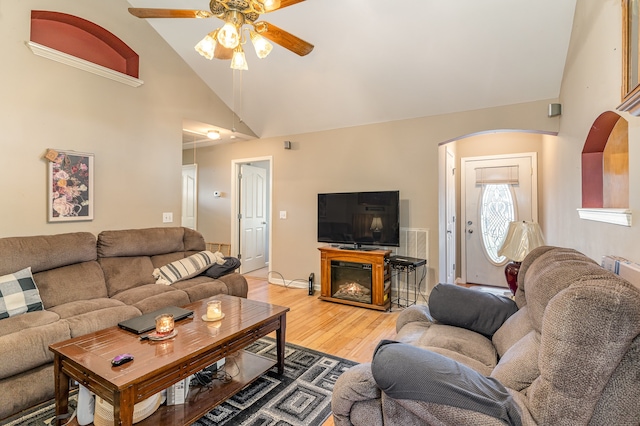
top-left (49, 295), bottom-right (289, 426)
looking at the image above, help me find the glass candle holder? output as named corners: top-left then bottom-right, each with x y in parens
top-left (207, 300), bottom-right (223, 320)
top-left (155, 313), bottom-right (174, 336)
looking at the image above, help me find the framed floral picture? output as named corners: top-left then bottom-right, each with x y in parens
top-left (48, 151), bottom-right (94, 222)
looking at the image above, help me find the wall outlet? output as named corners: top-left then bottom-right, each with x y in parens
top-left (162, 212), bottom-right (173, 223)
top-left (279, 211), bottom-right (287, 219)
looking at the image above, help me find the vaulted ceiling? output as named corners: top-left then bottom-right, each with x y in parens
top-left (126, 0), bottom-right (577, 143)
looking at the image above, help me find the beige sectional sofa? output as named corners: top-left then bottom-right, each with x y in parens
top-left (0, 227), bottom-right (247, 420)
top-left (332, 246), bottom-right (640, 425)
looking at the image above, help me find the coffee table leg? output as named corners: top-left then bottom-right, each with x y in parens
top-left (276, 313), bottom-right (287, 374)
top-left (53, 354), bottom-right (69, 426)
top-left (114, 387), bottom-right (135, 426)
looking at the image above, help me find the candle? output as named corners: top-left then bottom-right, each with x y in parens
top-left (155, 314), bottom-right (174, 336)
top-left (207, 300), bottom-right (222, 320)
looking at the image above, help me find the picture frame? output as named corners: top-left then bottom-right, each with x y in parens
top-left (619, 0), bottom-right (640, 114)
top-left (48, 150), bottom-right (94, 222)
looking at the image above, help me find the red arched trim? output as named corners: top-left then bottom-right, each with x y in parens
top-left (581, 111), bottom-right (625, 208)
top-left (30, 11), bottom-right (139, 78)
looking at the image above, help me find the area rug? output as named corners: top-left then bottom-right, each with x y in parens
top-left (4, 337), bottom-right (357, 426)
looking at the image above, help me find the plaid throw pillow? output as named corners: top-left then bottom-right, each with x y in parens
top-left (153, 251), bottom-right (216, 285)
top-left (0, 267), bottom-right (44, 319)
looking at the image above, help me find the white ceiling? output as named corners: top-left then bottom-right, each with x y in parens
top-left (126, 0), bottom-right (577, 142)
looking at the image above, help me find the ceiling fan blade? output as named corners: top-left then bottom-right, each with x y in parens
top-left (253, 21), bottom-right (314, 56)
top-left (128, 8), bottom-right (213, 19)
top-left (262, 0), bottom-right (306, 12)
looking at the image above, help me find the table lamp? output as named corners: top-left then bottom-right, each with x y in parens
top-left (497, 221), bottom-right (545, 294)
top-left (370, 217), bottom-right (383, 241)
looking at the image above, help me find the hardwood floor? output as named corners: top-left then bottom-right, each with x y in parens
top-left (244, 273), bottom-right (402, 426)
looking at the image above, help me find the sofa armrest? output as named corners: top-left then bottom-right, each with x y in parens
top-left (395, 304), bottom-right (433, 333)
top-left (332, 363), bottom-right (382, 426)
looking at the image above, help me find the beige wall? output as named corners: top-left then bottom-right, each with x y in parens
top-left (545, 0), bottom-right (640, 263)
top-left (0, 0), bottom-right (242, 237)
top-left (187, 101), bottom-right (558, 289)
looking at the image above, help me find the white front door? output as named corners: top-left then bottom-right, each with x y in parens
top-left (181, 164), bottom-right (197, 229)
top-left (240, 164), bottom-right (267, 273)
top-left (461, 153), bottom-right (538, 286)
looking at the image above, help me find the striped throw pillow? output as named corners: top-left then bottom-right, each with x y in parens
top-left (153, 251), bottom-right (216, 285)
top-left (0, 267), bottom-right (44, 319)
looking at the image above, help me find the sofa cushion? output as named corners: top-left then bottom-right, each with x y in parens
top-left (490, 330), bottom-right (540, 391)
top-left (33, 261), bottom-right (107, 308)
top-left (428, 284), bottom-right (518, 337)
top-left (0, 232), bottom-right (96, 276)
top-left (492, 305), bottom-right (534, 357)
top-left (110, 284), bottom-right (190, 313)
top-left (521, 247), bottom-right (601, 333)
top-left (172, 276), bottom-right (229, 301)
top-left (60, 304), bottom-right (142, 338)
top-left (371, 340), bottom-right (522, 425)
top-left (153, 251), bottom-right (216, 285)
top-left (97, 227), bottom-right (185, 258)
top-left (99, 257), bottom-right (156, 297)
top-left (183, 227), bottom-right (206, 251)
top-left (0, 267), bottom-right (43, 319)
top-left (0, 311), bottom-right (69, 380)
top-left (397, 322), bottom-right (498, 371)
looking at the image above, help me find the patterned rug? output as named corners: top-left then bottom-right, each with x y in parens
top-left (4, 337), bottom-right (357, 426)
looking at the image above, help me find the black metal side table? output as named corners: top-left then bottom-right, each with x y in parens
top-left (389, 255), bottom-right (427, 307)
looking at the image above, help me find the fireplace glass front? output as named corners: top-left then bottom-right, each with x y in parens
top-left (331, 260), bottom-right (372, 304)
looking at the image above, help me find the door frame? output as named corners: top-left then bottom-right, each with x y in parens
top-left (459, 152), bottom-right (538, 284)
top-left (181, 164), bottom-right (198, 230)
top-left (230, 156), bottom-right (273, 274)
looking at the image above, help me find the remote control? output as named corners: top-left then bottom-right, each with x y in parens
top-left (111, 353), bottom-right (134, 366)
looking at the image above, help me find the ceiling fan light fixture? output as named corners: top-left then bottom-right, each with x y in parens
top-left (207, 130), bottom-right (221, 140)
top-left (231, 46), bottom-right (249, 70)
top-left (194, 30), bottom-right (218, 60)
top-left (250, 31), bottom-right (273, 59)
top-left (217, 21), bottom-right (240, 49)
top-left (262, 0), bottom-right (281, 12)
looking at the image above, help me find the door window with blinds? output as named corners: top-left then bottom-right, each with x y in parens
top-left (476, 166), bottom-right (518, 265)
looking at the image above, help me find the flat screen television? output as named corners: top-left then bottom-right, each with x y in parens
top-left (317, 190), bottom-right (400, 248)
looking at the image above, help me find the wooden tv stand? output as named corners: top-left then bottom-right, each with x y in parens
top-left (318, 246), bottom-right (391, 311)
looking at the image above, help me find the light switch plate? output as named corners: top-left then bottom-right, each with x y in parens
top-left (163, 212), bottom-right (173, 223)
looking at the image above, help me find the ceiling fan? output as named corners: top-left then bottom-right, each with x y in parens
top-left (128, 0), bottom-right (314, 70)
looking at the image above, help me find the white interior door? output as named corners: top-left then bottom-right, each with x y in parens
top-left (461, 153), bottom-right (537, 286)
top-left (240, 164), bottom-right (267, 273)
top-left (181, 164), bottom-right (197, 230)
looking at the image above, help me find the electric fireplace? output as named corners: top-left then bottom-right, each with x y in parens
top-left (318, 246), bottom-right (391, 311)
top-left (331, 260), bottom-right (373, 304)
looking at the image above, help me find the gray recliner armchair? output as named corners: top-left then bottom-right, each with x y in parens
top-left (331, 246), bottom-right (640, 425)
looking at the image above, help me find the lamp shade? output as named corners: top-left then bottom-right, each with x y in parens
top-left (498, 221), bottom-right (545, 262)
top-left (370, 217), bottom-right (383, 231)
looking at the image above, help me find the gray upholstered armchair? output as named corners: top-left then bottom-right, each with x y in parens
top-left (331, 246), bottom-right (640, 425)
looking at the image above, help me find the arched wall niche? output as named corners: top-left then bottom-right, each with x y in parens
top-left (579, 111), bottom-right (631, 226)
top-left (30, 10), bottom-right (139, 78)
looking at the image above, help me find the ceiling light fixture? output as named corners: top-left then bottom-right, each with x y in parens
top-left (231, 46), bottom-right (249, 70)
top-left (250, 31), bottom-right (273, 59)
top-left (194, 29), bottom-right (219, 60)
top-left (217, 11), bottom-right (243, 49)
top-left (207, 130), bottom-right (221, 140)
top-left (262, 0), bottom-right (281, 12)
top-left (130, 1), bottom-right (314, 72)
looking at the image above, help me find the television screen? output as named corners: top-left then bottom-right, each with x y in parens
top-left (317, 191), bottom-right (400, 248)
